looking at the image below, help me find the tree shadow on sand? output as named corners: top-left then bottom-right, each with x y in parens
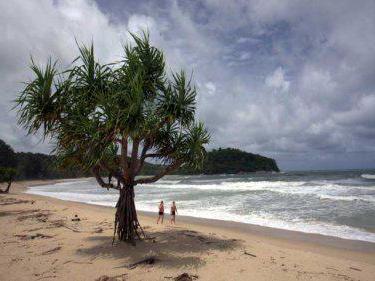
top-left (76, 228), bottom-right (242, 269)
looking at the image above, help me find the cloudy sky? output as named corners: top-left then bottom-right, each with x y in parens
top-left (1, 0), bottom-right (375, 170)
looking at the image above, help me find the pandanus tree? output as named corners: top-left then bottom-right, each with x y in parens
top-left (15, 32), bottom-right (210, 243)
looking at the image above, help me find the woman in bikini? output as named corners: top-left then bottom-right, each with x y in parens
top-left (157, 201), bottom-right (164, 224)
top-left (170, 201), bottom-right (177, 225)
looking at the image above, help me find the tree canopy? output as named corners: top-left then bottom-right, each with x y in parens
top-left (16, 32), bottom-right (210, 189)
top-left (0, 139), bottom-right (17, 168)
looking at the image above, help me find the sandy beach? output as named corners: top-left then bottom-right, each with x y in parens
top-left (1, 180), bottom-right (374, 281)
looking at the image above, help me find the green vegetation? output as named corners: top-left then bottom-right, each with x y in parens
top-left (0, 167), bottom-right (16, 193)
top-left (177, 148), bottom-right (279, 174)
top-left (0, 139), bottom-right (17, 168)
top-left (16, 152), bottom-right (90, 180)
top-left (0, 139), bottom-right (89, 180)
top-left (201, 147), bottom-right (279, 173)
top-left (0, 139), bottom-right (17, 193)
top-left (15, 32), bottom-right (209, 243)
top-left (0, 140), bottom-right (279, 180)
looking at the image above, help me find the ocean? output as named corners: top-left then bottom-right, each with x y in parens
top-left (26, 170), bottom-right (375, 243)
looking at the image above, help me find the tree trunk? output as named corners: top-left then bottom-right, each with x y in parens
top-left (113, 185), bottom-right (144, 244)
top-left (0, 180), bottom-right (11, 194)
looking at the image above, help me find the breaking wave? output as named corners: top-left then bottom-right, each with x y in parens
top-left (26, 170), bottom-right (375, 243)
top-left (362, 174), bottom-right (375, 180)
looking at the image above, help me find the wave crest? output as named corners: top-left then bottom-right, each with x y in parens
top-left (361, 174), bottom-right (375, 180)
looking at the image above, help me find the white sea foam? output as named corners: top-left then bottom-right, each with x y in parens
top-left (26, 174), bottom-right (375, 243)
top-left (155, 180), bottom-right (182, 185)
top-left (143, 180), bottom-right (306, 191)
top-left (184, 177), bottom-right (248, 184)
top-left (361, 174), bottom-right (375, 179)
top-left (54, 180), bottom-right (90, 186)
top-left (26, 190), bottom-right (118, 205)
top-left (134, 202), bottom-right (375, 243)
top-left (141, 181), bottom-right (375, 203)
top-left (318, 194), bottom-right (375, 203)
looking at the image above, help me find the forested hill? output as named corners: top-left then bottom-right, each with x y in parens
top-left (0, 140), bottom-right (279, 180)
top-left (176, 148), bottom-right (279, 174)
top-left (204, 148), bottom-right (279, 173)
top-left (141, 148), bottom-right (280, 175)
top-left (0, 139), bottom-right (90, 180)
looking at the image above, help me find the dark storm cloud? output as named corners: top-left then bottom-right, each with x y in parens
top-left (0, 0), bottom-right (374, 170)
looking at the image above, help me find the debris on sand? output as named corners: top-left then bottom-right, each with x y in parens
top-left (17, 211), bottom-right (50, 222)
top-left (126, 256), bottom-right (157, 269)
top-left (0, 198), bottom-right (32, 206)
top-left (93, 227), bottom-right (103, 233)
top-left (95, 275), bottom-right (118, 281)
top-left (243, 251), bottom-right (256, 257)
top-left (95, 274), bottom-right (126, 281)
top-left (49, 219), bottom-right (66, 228)
top-left (72, 214), bottom-right (81, 221)
top-left (15, 233), bottom-right (53, 240)
top-left (173, 273), bottom-right (199, 281)
top-left (41, 246), bottom-right (62, 255)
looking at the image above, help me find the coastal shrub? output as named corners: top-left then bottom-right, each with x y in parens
top-left (0, 167), bottom-right (16, 193)
top-left (0, 139), bottom-right (17, 193)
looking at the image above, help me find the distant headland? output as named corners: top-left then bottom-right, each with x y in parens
top-left (199, 147), bottom-right (279, 174)
top-left (139, 147), bottom-right (279, 175)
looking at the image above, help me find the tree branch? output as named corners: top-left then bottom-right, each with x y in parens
top-left (135, 139), bottom-right (151, 175)
top-left (99, 161), bottom-right (125, 186)
top-left (134, 160), bottom-right (182, 185)
top-left (91, 165), bottom-right (119, 190)
top-left (129, 138), bottom-right (140, 180)
top-left (136, 146), bottom-right (178, 176)
top-left (142, 146), bottom-right (177, 161)
top-left (121, 134), bottom-right (129, 181)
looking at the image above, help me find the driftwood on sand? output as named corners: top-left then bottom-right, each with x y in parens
top-left (243, 251), bottom-right (257, 257)
top-left (126, 256), bottom-right (157, 269)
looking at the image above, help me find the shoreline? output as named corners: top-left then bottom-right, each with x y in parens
top-left (138, 210), bottom-right (375, 253)
top-left (25, 178), bottom-right (375, 248)
top-left (21, 180), bottom-right (375, 258)
top-left (25, 188), bottom-right (375, 253)
top-left (22, 188), bottom-right (375, 253)
top-left (1, 180), bottom-right (374, 280)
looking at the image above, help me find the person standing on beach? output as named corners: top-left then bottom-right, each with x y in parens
top-left (170, 201), bottom-right (177, 225)
top-left (157, 201), bottom-right (164, 224)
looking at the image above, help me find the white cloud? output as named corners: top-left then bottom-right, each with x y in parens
top-left (127, 14), bottom-right (157, 35)
top-left (205, 82), bottom-right (216, 96)
top-left (239, 52), bottom-right (251, 61)
top-left (1, 0), bottom-right (375, 170)
top-left (0, 0), bottom-right (127, 153)
top-left (265, 67), bottom-right (290, 93)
